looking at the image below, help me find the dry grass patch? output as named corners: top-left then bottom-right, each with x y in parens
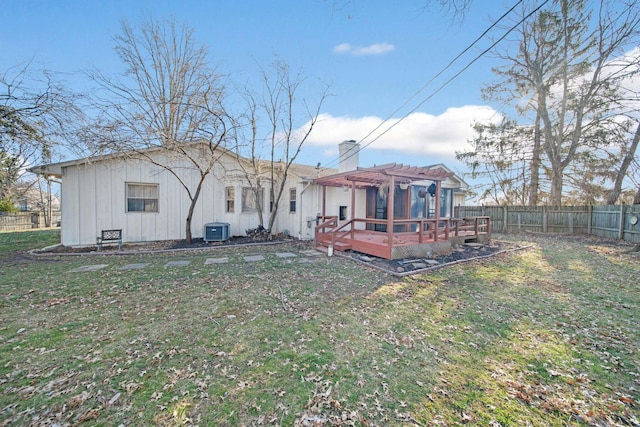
top-left (0, 230), bottom-right (638, 426)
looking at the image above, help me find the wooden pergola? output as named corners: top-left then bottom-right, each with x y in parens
top-left (313, 163), bottom-right (490, 259)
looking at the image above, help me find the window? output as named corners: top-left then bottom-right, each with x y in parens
top-left (126, 183), bottom-right (158, 213)
top-left (242, 187), bottom-right (264, 213)
top-left (289, 188), bottom-right (297, 213)
top-left (339, 205), bottom-right (347, 221)
top-left (440, 188), bottom-right (453, 218)
top-left (225, 186), bottom-right (235, 213)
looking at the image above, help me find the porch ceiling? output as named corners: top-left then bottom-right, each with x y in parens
top-left (313, 163), bottom-right (454, 188)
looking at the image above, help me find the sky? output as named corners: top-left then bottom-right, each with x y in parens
top-left (1, 0), bottom-right (528, 176)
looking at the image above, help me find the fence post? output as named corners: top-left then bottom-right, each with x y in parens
top-left (543, 206), bottom-right (548, 233)
top-left (503, 205), bottom-right (508, 232)
top-left (618, 204), bottom-right (625, 240)
top-left (587, 204), bottom-right (592, 235)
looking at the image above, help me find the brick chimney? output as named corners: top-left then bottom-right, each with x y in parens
top-left (338, 140), bottom-right (359, 172)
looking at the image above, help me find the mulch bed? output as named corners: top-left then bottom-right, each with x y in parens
top-left (38, 234), bottom-right (299, 254)
top-left (344, 240), bottom-right (525, 276)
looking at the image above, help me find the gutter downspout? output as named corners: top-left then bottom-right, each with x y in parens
top-left (299, 180), bottom-right (312, 240)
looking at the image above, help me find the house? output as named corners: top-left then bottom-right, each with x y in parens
top-left (30, 140), bottom-right (482, 257)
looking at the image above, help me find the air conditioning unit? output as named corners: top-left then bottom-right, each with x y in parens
top-left (204, 222), bottom-right (230, 242)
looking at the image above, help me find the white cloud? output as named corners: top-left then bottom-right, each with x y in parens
top-left (333, 43), bottom-right (352, 54)
top-left (333, 42), bottom-right (395, 56)
top-left (305, 106), bottom-right (502, 161)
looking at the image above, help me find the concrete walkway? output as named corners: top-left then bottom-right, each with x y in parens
top-left (69, 250), bottom-right (321, 273)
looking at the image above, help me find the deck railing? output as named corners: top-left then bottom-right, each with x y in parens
top-left (315, 216), bottom-right (491, 249)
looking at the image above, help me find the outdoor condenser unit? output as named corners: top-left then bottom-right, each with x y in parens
top-left (204, 222), bottom-right (230, 242)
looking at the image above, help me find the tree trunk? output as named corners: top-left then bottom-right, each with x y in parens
top-left (549, 166), bottom-right (564, 206)
top-left (528, 112), bottom-right (541, 206)
top-left (607, 123), bottom-right (640, 205)
top-left (185, 205), bottom-right (195, 244)
top-left (184, 177), bottom-right (205, 244)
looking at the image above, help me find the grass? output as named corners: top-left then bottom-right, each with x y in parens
top-left (0, 230), bottom-right (638, 426)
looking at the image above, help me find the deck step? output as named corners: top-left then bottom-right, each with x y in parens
top-left (315, 245), bottom-right (329, 254)
top-left (333, 242), bottom-right (352, 251)
top-left (315, 241), bottom-right (352, 252)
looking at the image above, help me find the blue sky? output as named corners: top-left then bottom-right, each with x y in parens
top-left (1, 0), bottom-right (518, 172)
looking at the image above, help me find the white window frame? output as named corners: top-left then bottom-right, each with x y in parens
top-left (289, 188), bottom-right (297, 213)
top-left (126, 182), bottom-right (159, 213)
top-left (225, 186), bottom-right (235, 213)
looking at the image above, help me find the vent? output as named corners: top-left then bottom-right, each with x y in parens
top-left (204, 222), bottom-right (230, 242)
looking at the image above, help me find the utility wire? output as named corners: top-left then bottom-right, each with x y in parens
top-left (321, 0), bottom-right (523, 168)
top-left (322, 0), bottom-right (549, 171)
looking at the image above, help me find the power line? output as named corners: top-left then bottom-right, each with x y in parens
top-left (322, 0), bottom-right (549, 170)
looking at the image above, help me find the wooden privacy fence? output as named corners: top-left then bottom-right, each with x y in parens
top-left (455, 204), bottom-right (640, 244)
top-left (0, 212), bottom-right (61, 232)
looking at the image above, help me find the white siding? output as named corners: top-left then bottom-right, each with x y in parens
top-left (56, 146), bottom-right (466, 246)
top-left (60, 153), bottom-right (227, 246)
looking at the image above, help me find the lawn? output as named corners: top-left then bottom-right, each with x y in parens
top-left (0, 230), bottom-right (638, 426)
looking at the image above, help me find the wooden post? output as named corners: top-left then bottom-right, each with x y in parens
top-left (587, 204), bottom-right (592, 235)
top-left (350, 180), bottom-right (356, 239)
top-left (444, 219), bottom-right (449, 240)
top-left (434, 181), bottom-right (441, 242)
top-left (387, 176), bottom-right (395, 248)
top-left (543, 205), bottom-right (548, 233)
top-left (322, 185), bottom-right (327, 220)
top-left (503, 205), bottom-right (508, 232)
top-left (618, 204), bottom-right (625, 240)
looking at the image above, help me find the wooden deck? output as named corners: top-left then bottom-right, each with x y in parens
top-left (315, 217), bottom-right (491, 260)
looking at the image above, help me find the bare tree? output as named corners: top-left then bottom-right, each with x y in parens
top-left (234, 60), bottom-right (328, 238)
top-left (458, 118), bottom-right (544, 204)
top-left (485, 0), bottom-right (640, 205)
top-left (2, 61), bottom-right (83, 214)
top-left (89, 17), bottom-right (231, 243)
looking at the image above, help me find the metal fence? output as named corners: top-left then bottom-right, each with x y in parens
top-left (0, 211), bottom-right (62, 232)
top-left (455, 204), bottom-right (640, 244)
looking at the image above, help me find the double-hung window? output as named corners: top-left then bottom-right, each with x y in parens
top-left (289, 188), bottom-right (297, 213)
top-left (225, 186), bottom-right (235, 213)
top-left (126, 183), bottom-right (159, 213)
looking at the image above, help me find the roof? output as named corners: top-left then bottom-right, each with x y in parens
top-left (29, 140), bottom-right (342, 182)
top-left (285, 162), bottom-right (337, 180)
top-left (28, 140), bottom-right (231, 178)
top-left (424, 163), bottom-right (470, 190)
top-left (314, 163), bottom-right (454, 188)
